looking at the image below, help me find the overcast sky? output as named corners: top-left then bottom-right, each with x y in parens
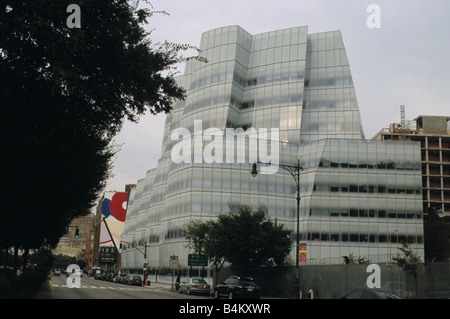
top-left (105, 0), bottom-right (450, 193)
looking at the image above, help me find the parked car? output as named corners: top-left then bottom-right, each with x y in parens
top-left (100, 272), bottom-right (110, 280)
top-left (341, 290), bottom-right (401, 299)
top-left (94, 270), bottom-right (102, 280)
top-left (54, 269), bottom-right (61, 276)
top-left (105, 273), bottom-right (115, 282)
top-left (214, 276), bottom-right (260, 299)
top-left (119, 274), bottom-right (129, 284)
top-left (126, 275), bottom-right (143, 286)
top-left (115, 273), bottom-right (127, 284)
top-left (179, 278), bottom-right (211, 295)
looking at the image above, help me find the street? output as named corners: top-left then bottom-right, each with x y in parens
top-left (49, 274), bottom-right (212, 299)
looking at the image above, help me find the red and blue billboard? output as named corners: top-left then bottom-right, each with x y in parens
top-left (99, 191), bottom-right (128, 252)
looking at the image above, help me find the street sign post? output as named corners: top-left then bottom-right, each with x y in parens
top-left (169, 255), bottom-right (179, 289)
top-left (188, 254), bottom-right (207, 267)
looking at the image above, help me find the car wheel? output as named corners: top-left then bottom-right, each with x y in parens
top-left (214, 290), bottom-right (220, 299)
top-left (187, 288), bottom-right (191, 295)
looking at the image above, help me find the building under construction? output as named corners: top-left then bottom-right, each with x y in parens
top-left (373, 114), bottom-right (450, 217)
top-left (373, 114), bottom-right (450, 262)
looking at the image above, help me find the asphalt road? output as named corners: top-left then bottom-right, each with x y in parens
top-left (48, 274), bottom-right (212, 299)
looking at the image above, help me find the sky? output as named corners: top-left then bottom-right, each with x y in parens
top-left (104, 0), bottom-right (450, 194)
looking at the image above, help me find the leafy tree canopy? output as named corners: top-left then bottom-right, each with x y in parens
top-left (0, 1), bottom-right (198, 251)
top-left (184, 207), bottom-right (292, 277)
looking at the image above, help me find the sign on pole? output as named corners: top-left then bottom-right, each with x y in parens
top-left (299, 243), bottom-right (307, 263)
top-left (169, 255), bottom-right (179, 269)
top-left (188, 254), bottom-right (208, 267)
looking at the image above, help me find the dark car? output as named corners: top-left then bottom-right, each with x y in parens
top-left (115, 273), bottom-right (128, 284)
top-left (105, 273), bottom-right (115, 282)
top-left (341, 290), bottom-right (401, 299)
top-left (94, 271), bottom-right (103, 280)
top-left (214, 276), bottom-right (260, 299)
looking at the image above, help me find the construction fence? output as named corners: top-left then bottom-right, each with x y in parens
top-left (218, 261), bottom-right (450, 299)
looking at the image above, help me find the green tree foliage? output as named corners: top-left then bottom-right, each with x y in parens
top-left (393, 241), bottom-right (422, 298)
top-left (184, 208), bottom-right (292, 280)
top-left (0, 1), bottom-right (198, 254)
top-left (30, 247), bottom-right (55, 273)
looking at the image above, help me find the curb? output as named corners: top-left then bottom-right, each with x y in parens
top-left (35, 279), bottom-right (55, 299)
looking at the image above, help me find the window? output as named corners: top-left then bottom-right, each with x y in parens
top-left (330, 233), bottom-right (339, 241)
top-left (377, 186), bottom-right (386, 193)
top-left (330, 185), bottom-right (339, 192)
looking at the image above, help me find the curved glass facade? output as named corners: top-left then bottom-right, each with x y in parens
top-left (121, 26), bottom-right (424, 271)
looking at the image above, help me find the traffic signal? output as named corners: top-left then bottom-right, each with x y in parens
top-left (75, 227), bottom-right (79, 238)
top-left (119, 242), bottom-right (123, 251)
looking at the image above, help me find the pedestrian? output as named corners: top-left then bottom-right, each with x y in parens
top-left (175, 273), bottom-right (180, 290)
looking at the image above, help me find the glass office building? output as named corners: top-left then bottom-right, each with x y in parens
top-left (121, 26), bottom-right (424, 271)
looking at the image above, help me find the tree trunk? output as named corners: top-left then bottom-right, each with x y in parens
top-left (13, 246), bottom-right (18, 276)
top-left (22, 245), bottom-right (29, 273)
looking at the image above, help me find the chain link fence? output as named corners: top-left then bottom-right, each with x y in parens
top-left (218, 260), bottom-right (450, 299)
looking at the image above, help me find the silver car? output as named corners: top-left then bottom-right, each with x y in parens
top-left (179, 278), bottom-right (211, 295)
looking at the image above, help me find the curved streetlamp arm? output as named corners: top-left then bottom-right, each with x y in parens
top-left (121, 239), bottom-right (147, 258)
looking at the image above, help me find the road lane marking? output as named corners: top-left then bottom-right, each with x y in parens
top-left (51, 283), bottom-right (155, 292)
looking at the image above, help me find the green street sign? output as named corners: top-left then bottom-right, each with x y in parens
top-left (188, 254), bottom-right (207, 266)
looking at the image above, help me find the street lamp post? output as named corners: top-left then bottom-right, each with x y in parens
top-left (251, 159), bottom-right (303, 298)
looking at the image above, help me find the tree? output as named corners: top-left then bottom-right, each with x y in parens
top-left (29, 247), bottom-right (55, 274)
top-left (0, 1), bottom-right (200, 265)
top-left (393, 241), bottom-right (422, 298)
top-left (184, 219), bottom-right (227, 286)
top-left (184, 207), bottom-right (292, 284)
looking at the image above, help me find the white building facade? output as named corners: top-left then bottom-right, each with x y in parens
top-left (121, 26), bottom-right (424, 273)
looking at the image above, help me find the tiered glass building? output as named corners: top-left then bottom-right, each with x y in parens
top-left (121, 26), bottom-right (424, 272)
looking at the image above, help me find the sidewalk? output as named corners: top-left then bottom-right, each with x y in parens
top-left (35, 278), bottom-right (54, 299)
